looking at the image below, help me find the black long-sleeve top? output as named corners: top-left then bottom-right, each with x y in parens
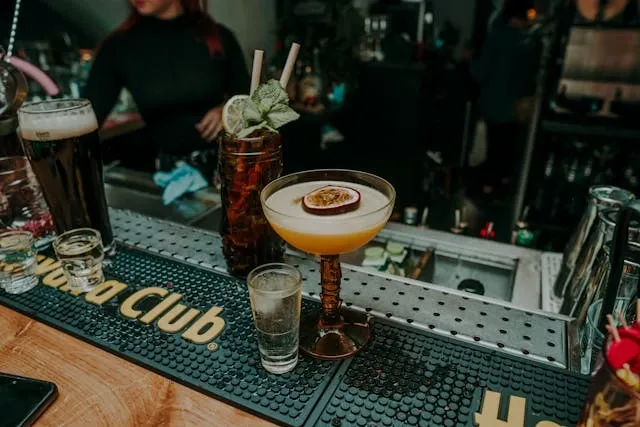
top-left (85, 13), bottom-right (249, 155)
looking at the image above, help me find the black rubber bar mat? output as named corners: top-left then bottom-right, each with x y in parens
top-left (0, 245), bottom-right (591, 427)
top-left (0, 246), bottom-right (340, 427)
top-left (310, 321), bottom-right (590, 427)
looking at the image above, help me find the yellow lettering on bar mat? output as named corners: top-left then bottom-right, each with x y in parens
top-left (140, 293), bottom-right (183, 324)
top-left (85, 281), bottom-right (128, 305)
top-left (182, 306), bottom-right (225, 344)
top-left (474, 390), bottom-right (564, 427)
top-left (120, 287), bottom-right (168, 319)
top-left (36, 257), bottom-right (61, 276)
top-left (42, 268), bottom-right (67, 289)
top-left (474, 390), bottom-right (525, 427)
top-left (157, 305), bottom-right (201, 333)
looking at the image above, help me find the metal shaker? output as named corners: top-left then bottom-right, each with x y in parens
top-left (561, 209), bottom-right (640, 317)
top-left (554, 186), bottom-right (635, 299)
top-left (570, 240), bottom-right (640, 339)
top-left (600, 200), bottom-right (640, 330)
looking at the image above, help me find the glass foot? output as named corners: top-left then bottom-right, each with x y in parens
top-left (299, 310), bottom-right (372, 360)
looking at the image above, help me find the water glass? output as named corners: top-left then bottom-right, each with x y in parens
top-left (53, 228), bottom-right (104, 292)
top-left (0, 230), bottom-right (38, 294)
top-left (581, 297), bottom-right (630, 374)
top-left (248, 263), bottom-right (302, 374)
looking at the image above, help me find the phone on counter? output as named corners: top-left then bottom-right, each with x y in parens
top-left (0, 373), bottom-right (58, 427)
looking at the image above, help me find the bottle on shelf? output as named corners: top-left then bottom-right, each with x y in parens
top-left (512, 206), bottom-right (536, 248)
top-left (298, 47), bottom-right (323, 108)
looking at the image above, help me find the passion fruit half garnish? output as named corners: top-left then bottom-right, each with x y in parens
top-left (302, 185), bottom-right (361, 216)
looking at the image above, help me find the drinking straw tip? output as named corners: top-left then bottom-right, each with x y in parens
top-left (279, 43), bottom-right (301, 89)
top-left (250, 50), bottom-right (264, 95)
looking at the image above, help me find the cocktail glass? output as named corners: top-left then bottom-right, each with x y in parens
top-left (260, 169), bottom-right (395, 359)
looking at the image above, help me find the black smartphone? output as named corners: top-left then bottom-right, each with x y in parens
top-left (0, 373), bottom-right (58, 427)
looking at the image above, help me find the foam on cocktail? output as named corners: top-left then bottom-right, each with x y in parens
top-left (264, 181), bottom-right (391, 255)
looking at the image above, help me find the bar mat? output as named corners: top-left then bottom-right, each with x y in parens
top-left (0, 246), bottom-right (340, 427)
top-left (311, 322), bottom-right (590, 427)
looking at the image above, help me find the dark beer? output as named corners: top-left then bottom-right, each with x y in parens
top-left (18, 100), bottom-right (114, 249)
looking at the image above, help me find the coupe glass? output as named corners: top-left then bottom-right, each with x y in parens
top-left (261, 169), bottom-right (395, 359)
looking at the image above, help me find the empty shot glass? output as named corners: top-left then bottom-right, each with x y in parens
top-left (53, 228), bottom-right (104, 292)
top-left (248, 263), bottom-right (302, 374)
top-left (0, 230), bottom-right (38, 294)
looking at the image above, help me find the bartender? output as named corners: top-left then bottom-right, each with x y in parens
top-left (471, 0), bottom-right (540, 197)
top-left (85, 0), bottom-right (249, 176)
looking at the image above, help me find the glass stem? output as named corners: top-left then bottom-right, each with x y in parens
top-left (320, 254), bottom-right (342, 324)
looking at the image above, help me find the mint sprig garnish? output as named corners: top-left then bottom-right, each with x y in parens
top-left (237, 79), bottom-right (299, 138)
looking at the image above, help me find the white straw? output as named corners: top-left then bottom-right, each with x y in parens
top-left (420, 207), bottom-right (429, 227)
top-left (279, 42), bottom-right (300, 88)
top-left (250, 50), bottom-right (264, 95)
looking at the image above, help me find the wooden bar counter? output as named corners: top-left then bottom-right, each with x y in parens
top-left (0, 305), bottom-right (274, 426)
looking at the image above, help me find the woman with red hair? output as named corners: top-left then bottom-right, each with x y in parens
top-left (85, 0), bottom-right (249, 172)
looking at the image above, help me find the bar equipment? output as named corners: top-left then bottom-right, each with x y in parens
top-left (0, 45), bottom-right (28, 157)
top-left (601, 200), bottom-right (640, 329)
top-left (53, 228), bottom-right (104, 292)
top-left (0, 230), bottom-right (37, 294)
top-left (247, 263), bottom-right (302, 374)
top-left (0, 156), bottom-right (52, 239)
top-left (582, 298), bottom-right (629, 374)
top-left (554, 186), bottom-right (635, 299)
top-left (261, 169), bottom-right (395, 359)
top-left (17, 99), bottom-right (114, 252)
top-left (561, 209), bottom-right (640, 318)
top-left (0, 47), bottom-right (54, 242)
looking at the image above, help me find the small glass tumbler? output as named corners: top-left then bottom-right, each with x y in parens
top-left (53, 228), bottom-right (104, 292)
top-left (581, 297), bottom-right (631, 374)
top-left (0, 230), bottom-right (38, 294)
top-left (248, 263), bottom-right (302, 374)
top-left (577, 338), bottom-right (640, 426)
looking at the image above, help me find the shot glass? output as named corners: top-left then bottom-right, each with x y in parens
top-left (581, 298), bottom-right (630, 374)
top-left (53, 228), bottom-right (105, 292)
top-left (247, 263), bottom-right (302, 374)
top-left (0, 230), bottom-right (38, 294)
top-left (577, 337), bottom-right (640, 426)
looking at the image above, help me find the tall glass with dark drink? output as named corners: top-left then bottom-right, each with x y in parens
top-left (17, 99), bottom-right (114, 251)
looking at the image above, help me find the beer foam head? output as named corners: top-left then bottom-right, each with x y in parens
top-left (19, 99), bottom-right (99, 141)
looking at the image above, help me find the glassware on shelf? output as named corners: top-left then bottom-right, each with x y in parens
top-left (0, 156), bottom-right (53, 242)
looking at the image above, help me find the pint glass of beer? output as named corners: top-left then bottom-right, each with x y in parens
top-left (17, 99), bottom-right (114, 251)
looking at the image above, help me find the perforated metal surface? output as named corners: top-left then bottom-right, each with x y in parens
top-left (0, 246), bottom-right (338, 426)
top-left (111, 209), bottom-right (570, 368)
top-left (311, 322), bottom-right (589, 427)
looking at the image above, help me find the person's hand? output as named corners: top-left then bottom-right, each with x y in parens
top-left (196, 106), bottom-right (223, 142)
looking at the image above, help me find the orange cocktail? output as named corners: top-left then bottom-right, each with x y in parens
top-left (270, 222), bottom-right (386, 255)
top-left (261, 170), bottom-right (395, 360)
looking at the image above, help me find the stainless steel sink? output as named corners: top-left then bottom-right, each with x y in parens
top-left (342, 223), bottom-right (541, 309)
top-left (104, 167), bottom-right (220, 226)
top-left (341, 239), bottom-right (517, 302)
